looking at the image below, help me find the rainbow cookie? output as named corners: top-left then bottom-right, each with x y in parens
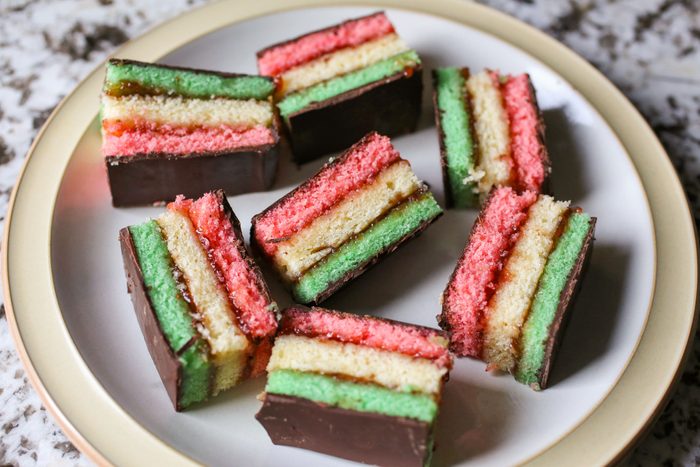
top-left (256, 306), bottom-right (453, 467)
top-left (257, 12), bottom-right (422, 162)
top-left (432, 67), bottom-right (549, 208)
top-left (119, 190), bottom-right (278, 409)
top-left (251, 132), bottom-right (443, 304)
top-left (102, 59), bottom-right (280, 206)
top-left (439, 187), bottom-right (595, 389)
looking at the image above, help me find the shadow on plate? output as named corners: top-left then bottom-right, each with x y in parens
top-left (432, 378), bottom-right (512, 466)
top-left (549, 242), bottom-right (631, 386)
top-left (543, 107), bottom-right (588, 203)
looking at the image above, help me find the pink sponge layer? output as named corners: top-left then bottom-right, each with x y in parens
top-left (257, 12), bottom-right (394, 76)
top-left (280, 307), bottom-right (452, 368)
top-left (253, 132), bottom-right (400, 256)
top-left (170, 193), bottom-right (277, 339)
top-left (441, 187), bottom-right (537, 358)
top-left (502, 74), bottom-right (547, 192)
top-left (102, 121), bottom-right (275, 157)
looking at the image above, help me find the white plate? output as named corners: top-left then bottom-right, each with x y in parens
top-left (49, 6), bottom-right (653, 466)
top-left (9, 1), bottom-right (696, 465)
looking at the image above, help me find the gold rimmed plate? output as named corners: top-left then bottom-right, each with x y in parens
top-left (3, 1), bottom-right (697, 465)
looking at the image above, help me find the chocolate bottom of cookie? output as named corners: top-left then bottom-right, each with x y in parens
top-left (256, 393), bottom-right (433, 467)
top-left (285, 67), bottom-right (423, 163)
top-left (120, 228), bottom-right (185, 409)
top-left (106, 143), bottom-right (279, 207)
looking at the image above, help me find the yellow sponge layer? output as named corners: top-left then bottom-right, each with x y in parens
top-left (267, 335), bottom-right (446, 395)
top-left (273, 161), bottom-right (420, 281)
top-left (156, 209), bottom-right (250, 393)
top-left (101, 95), bottom-right (274, 128)
top-left (483, 195), bottom-right (568, 372)
top-left (279, 33), bottom-right (409, 96)
top-left (466, 70), bottom-right (512, 193)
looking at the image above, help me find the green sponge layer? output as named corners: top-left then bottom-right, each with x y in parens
top-left (277, 50), bottom-right (421, 118)
top-left (293, 191), bottom-right (442, 304)
top-left (104, 60), bottom-right (275, 100)
top-left (434, 67), bottom-right (477, 208)
top-left (515, 212), bottom-right (591, 388)
top-left (266, 370), bottom-right (438, 422)
top-left (129, 221), bottom-right (211, 408)
top-left (177, 343), bottom-right (213, 409)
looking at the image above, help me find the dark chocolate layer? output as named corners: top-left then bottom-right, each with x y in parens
top-left (119, 228), bottom-right (183, 410)
top-left (106, 141), bottom-right (279, 207)
top-left (284, 66), bottom-right (422, 163)
top-left (256, 393), bottom-right (432, 467)
top-left (536, 217), bottom-right (597, 389)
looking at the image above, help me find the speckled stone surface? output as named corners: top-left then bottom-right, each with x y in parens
top-left (0, 0), bottom-right (697, 465)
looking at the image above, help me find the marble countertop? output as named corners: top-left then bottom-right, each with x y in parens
top-left (0, 0), bottom-right (698, 465)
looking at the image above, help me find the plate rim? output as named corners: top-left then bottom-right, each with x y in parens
top-left (3, 0), bottom-right (697, 465)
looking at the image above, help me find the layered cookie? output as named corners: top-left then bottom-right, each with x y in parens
top-left (102, 59), bottom-right (280, 206)
top-left (256, 306), bottom-right (453, 467)
top-left (257, 12), bottom-right (422, 162)
top-left (119, 190), bottom-right (278, 409)
top-left (439, 187), bottom-right (595, 389)
top-left (251, 132), bottom-right (442, 304)
top-left (432, 67), bottom-right (549, 208)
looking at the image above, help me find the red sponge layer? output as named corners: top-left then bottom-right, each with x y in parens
top-left (170, 192), bottom-right (277, 339)
top-left (502, 74), bottom-right (547, 192)
top-left (441, 187), bottom-right (537, 357)
top-left (102, 121), bottom-right (275, 157)
top-left (257, 12), bottom-right (394, 76)
top-left (280, 306), bottom-right (452, 368)
top-left (252, 132), bottom-right (400, 256)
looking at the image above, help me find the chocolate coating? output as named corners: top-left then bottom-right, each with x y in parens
top-left (119, 228), bottom-right (183, 410)
top-left (256, 393), bottom-right (433, 467)
top-left (106, 139), bottom-right (279, 207)
top-left (536, 216), bottom-right (597, 389)
top-left (284, 66), bottom-right (423, 163)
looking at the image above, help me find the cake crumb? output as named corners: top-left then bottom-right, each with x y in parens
top-left (463, 169), bottom-right (485, 185)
